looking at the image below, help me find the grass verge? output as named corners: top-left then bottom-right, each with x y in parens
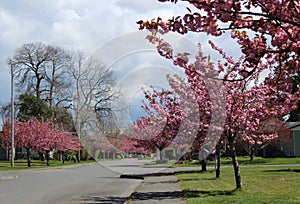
top-left (176, 165), bottom-right (300, 204)
top-left (174, 156), bottom-right (300, 166)
top-left (0, 159), bottom-right (95, 171)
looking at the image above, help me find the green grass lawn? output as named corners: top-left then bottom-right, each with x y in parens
top-left (213, 156), bottom-right (300, 166)
top-left (176, 159), bottom-right (300, 204)
top-left (175, 156), bottom-right (300, 167)
top-left (0, 159), bottom-right (95, 171)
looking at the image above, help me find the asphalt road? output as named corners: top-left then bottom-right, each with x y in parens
top-left (0, 159), bottom-right (166, 204)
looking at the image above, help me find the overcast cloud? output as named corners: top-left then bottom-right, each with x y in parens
top-left (0, 0), bottom-right (193, 104)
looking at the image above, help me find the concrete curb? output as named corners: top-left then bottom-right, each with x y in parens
top-left (123, 179), bottom-right (146, 204)
top-left (121, 178), bottom-right (145, 199)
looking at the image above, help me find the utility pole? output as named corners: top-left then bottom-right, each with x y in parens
top-left (75, 64), bottom-right (81, 163)
top-left (76, 103), bottom-right (81, 163)
top-left (10, 63), bottom-right (15, 167)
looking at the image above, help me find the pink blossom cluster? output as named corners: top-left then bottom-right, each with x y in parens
top-left (0, 118), bottom-right (80, 152)
top-left (243, 118), bottom-right (291, 146)
top-left (140, 32), bottom-right (299, 155)
top-left (138, 0), bottom-right (300, 80)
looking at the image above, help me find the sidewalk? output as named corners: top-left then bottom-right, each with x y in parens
top-left (125, 171), bottom-right (187, 204)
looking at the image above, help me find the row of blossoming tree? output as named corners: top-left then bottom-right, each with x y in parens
top-left (0, 118), bottom-right (80, 167)
top-left (133, 0), bottom-right (299, 189)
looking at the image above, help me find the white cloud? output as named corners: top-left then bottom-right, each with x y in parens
top-left (55, 9), bottom-right (82, 21)
top-left (116, 0), bottom-right (164, 11)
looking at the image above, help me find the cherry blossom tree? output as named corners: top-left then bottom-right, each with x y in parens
top-left (34, 121), bottom-right (80, 166)
top-left (240, 118), bottom-right (291, 161)
top-left (0, 118), bottom-right (80, 167)
top-left (120, 133), bottom-right (153, 156)
top-left (134, 87), bottom-right (182, 160)
top-left (133, 35), bottom-right (299, 188)
top-left (160, 73), bottom-right (211, 170)
top-left (166, 64), bottom-right (225, 171)
top-left (109, 134), bottom-right (137, 156)
top-left (129, 114), bottom-right (178, 160)
top-left (137, 0), bottom-right (300, 189)
top-left (0, 121), bottom-right (12, 150)
top-left (222, 78), bottom-right (298, 187)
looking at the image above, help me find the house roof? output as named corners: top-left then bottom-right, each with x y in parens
top-left (287, 121), bottom-right (300, 129)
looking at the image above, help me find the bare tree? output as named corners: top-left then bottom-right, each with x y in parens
top-left (0, 103), bottom-right (12, 122)
top-left (69, 51), bottom-right (121, 161)
top-left (7, 42), bottom-right (71, 107)
top-left (43, 46), bottom-right (72, 108)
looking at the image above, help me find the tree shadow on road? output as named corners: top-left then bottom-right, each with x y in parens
top-left (130, 190), bottom-right (184, 201)
top-left (120, 171), bottom-right (175, 180)
top-left (79, 195), bottom-right (128, 204)
top-left (182, 189), bottom-right (237, 198)
top-left (175, 169), bottom-right (212, 174)
top-left (262, 168), bottom-right (300, 173)
top-left (146, 179), bottom-right (178, 185)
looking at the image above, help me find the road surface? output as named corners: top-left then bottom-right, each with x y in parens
top-left (0, 159), bottom-right (169, 204)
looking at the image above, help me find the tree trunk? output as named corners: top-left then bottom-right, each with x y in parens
top-left (228, 135), bottom-right (242, 189)
top-left (39, 152), bottom-right (44, 161)
top-left (215, 141), bottom-right (221, 178)
top-left (45, 150), bottom-right (50, 166)
top-left (216, 154), bottom-right (221, 178)
top-left (61, 151), bottom-right (65, 164)
top-left (250, 145), bottom-right (255, 161)
top-left (26, 148), bottom-right (31, 167)
top-left (201, 159), bottom-right (207, 171)
top-left (77, 150), bottom-right (81, 163)
top-left (158, 149), bottom-right (163, 160)
top-left (98, 151), bottom-right (102, 160)
top-left (49, 62), bottom-right (55, 109)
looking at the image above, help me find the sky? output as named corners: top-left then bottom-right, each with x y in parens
top-left (0, 1), bottom-right (244, 156)
top-left (0, 0), bottom-right (241, 126)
